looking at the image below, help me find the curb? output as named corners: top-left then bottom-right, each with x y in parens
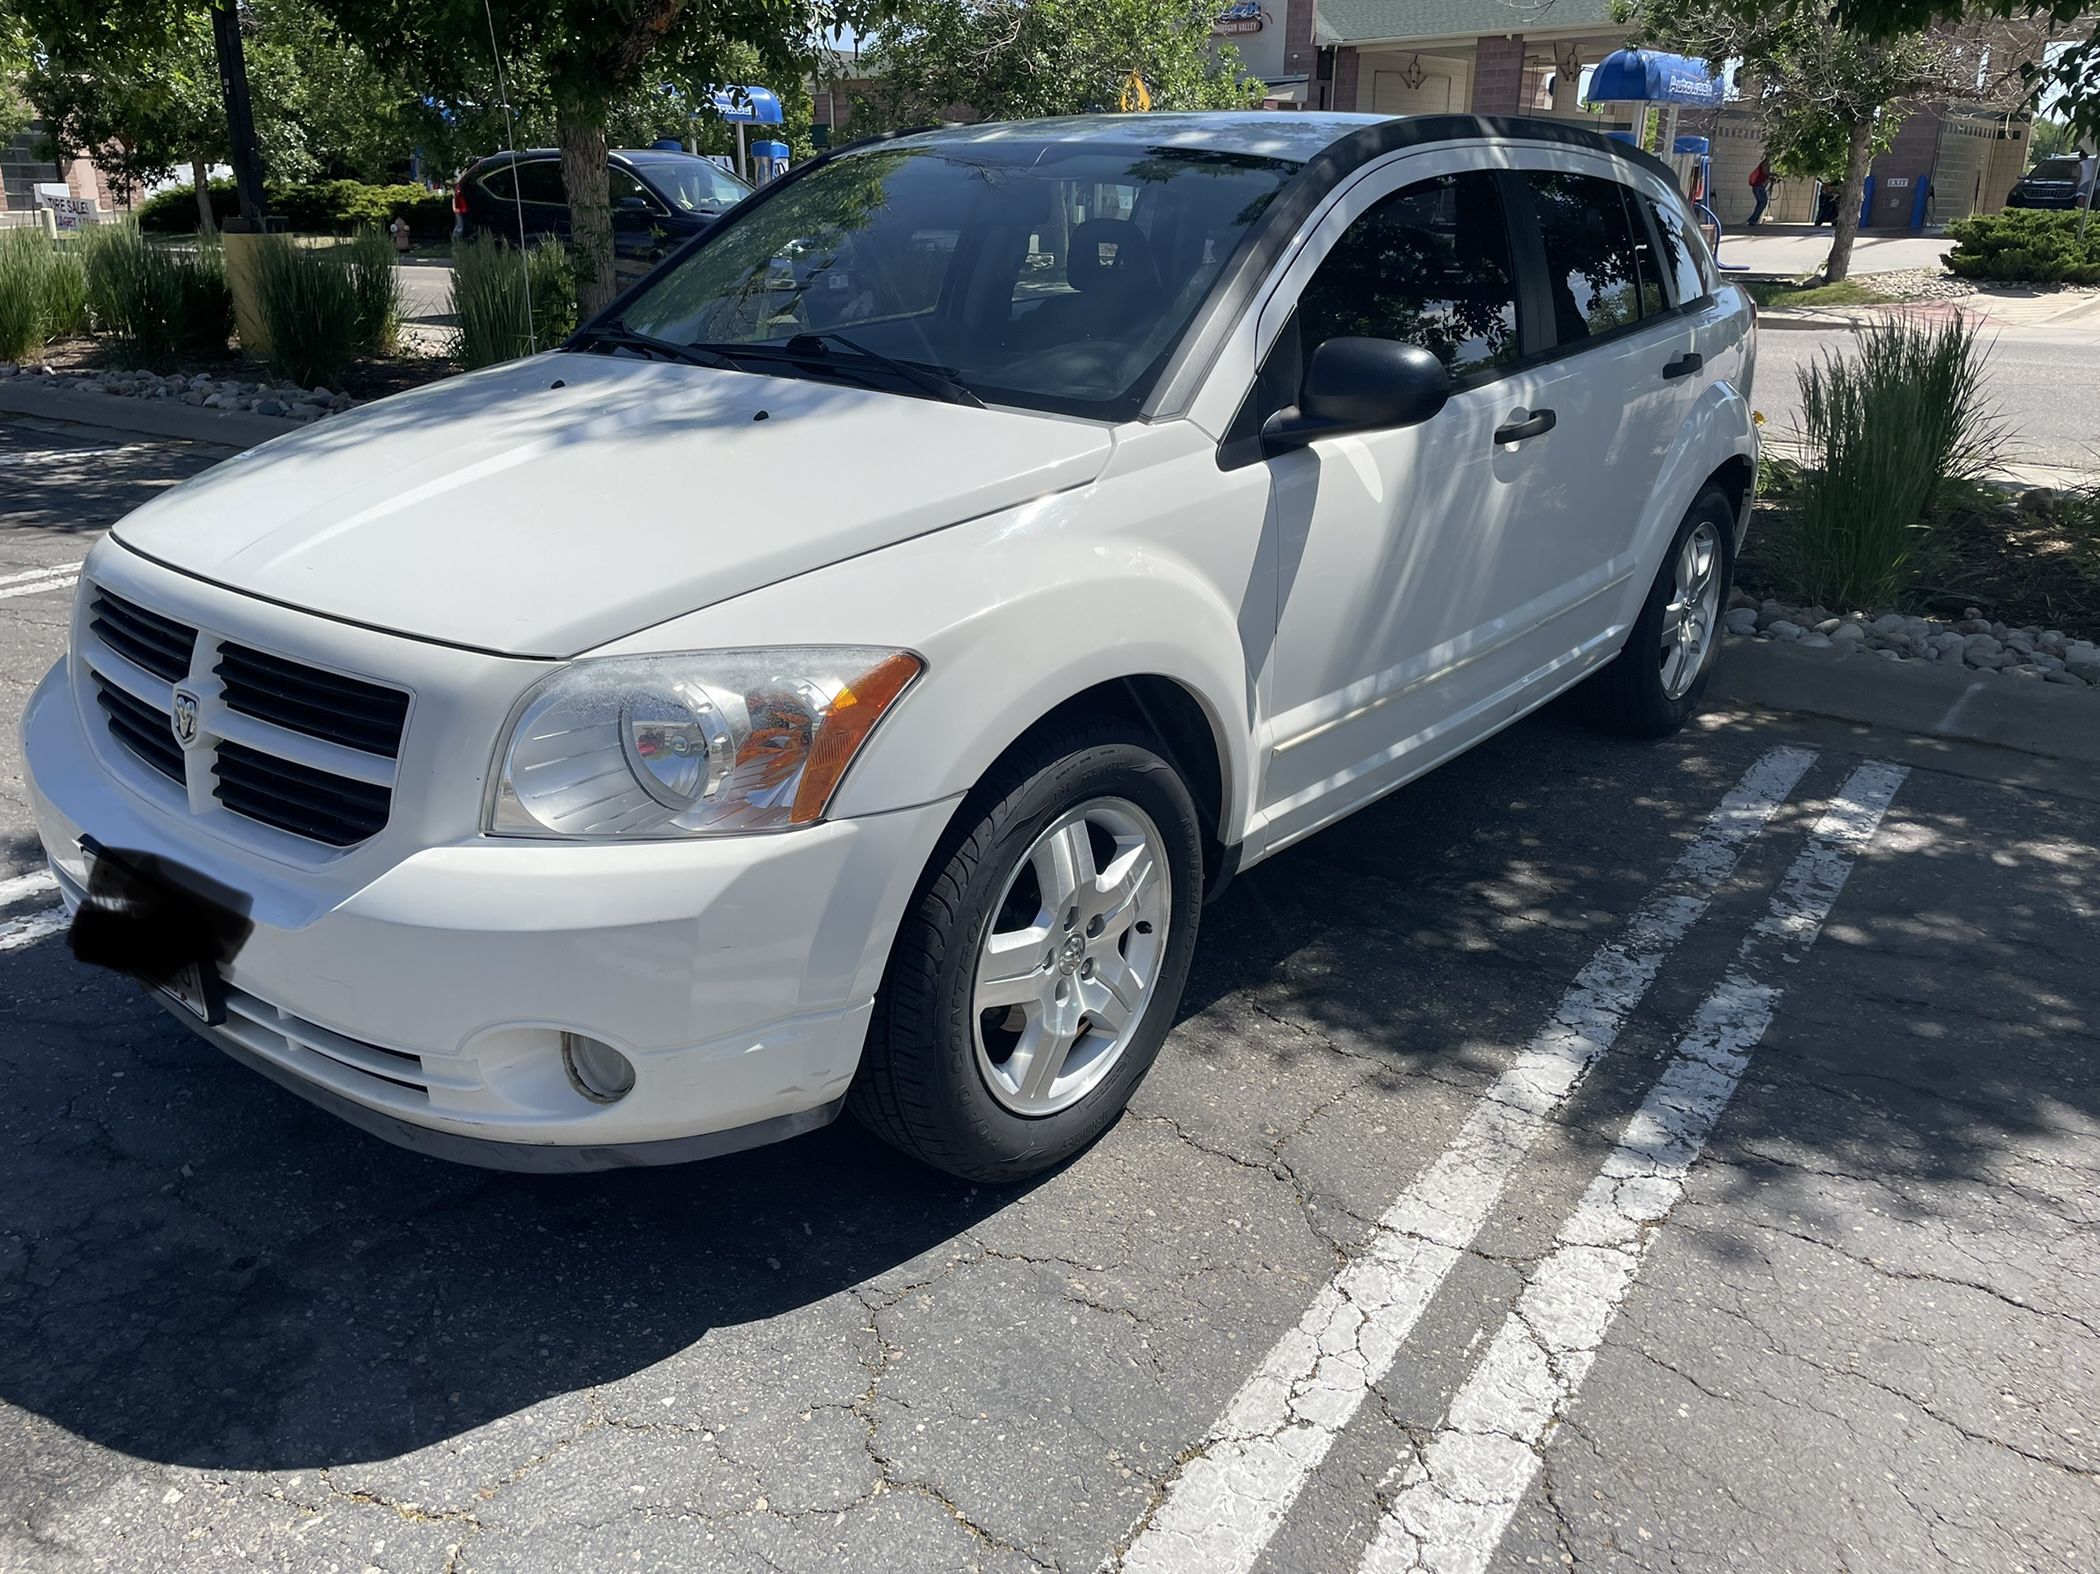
top-left (1710, 635), bottom-right (2100, 766)
top-left (0, 379), bottom-right (305, 450)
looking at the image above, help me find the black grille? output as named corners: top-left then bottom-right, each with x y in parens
top-left (89, 588), bottom-right (197, 682)
top-left (213, 741), bottom-right (391, 847)
top-left (215, 643), bottom-right (410, 759)
top-left (92, 675), bottom-right (185, 783)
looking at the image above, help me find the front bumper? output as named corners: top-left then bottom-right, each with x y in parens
top-left (24, 655), bottom-right (956, 1168)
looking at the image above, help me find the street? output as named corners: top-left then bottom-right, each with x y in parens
top-left (1753, 321), bottom-right (2100, 472)
top-left (3, 415), bottom-right (2098, 1574)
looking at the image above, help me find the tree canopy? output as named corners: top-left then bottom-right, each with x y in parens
top-left (847, 0), bottom-right (1261, 130)
top-left (297, 0), bottom-right (867, 312)
top-left (1831, 0), bottom-right (2098, 149)
top-left (1615, 0), bottom-right (2015, 279)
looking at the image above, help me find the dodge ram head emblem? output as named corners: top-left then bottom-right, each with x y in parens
top-left (170, 688), bottom-right (202, 748)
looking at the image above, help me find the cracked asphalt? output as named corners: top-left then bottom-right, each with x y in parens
top-left (3, 415), bottom-right (2097, 1573)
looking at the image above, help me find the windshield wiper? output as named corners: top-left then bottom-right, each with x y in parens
top-left (570, 323), bottom-right (741, 371)
top-left (688, 331), bottom-right (984, 408)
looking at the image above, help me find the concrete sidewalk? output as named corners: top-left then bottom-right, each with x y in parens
top-left (1757, 284), bottom-right (2100, 333)
top-left (1720, 224), bottom-right (1952, 277)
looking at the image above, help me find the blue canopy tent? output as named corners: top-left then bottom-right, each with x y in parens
top-left (1585, 48), bottom-right (1725, 109)
top-left (660, 85), bottom-right (785, 178)
top-left (1584, 49), bottom-right (1743, 268)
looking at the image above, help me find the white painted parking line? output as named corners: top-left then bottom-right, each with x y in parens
top-left (0, 559), bottom-right (83, 588)
top-left (1110, 746), bottom-right (1820, 1574)
top-left (1358, 760), bottom-right (1908, 1574)
top-left (0, 574), bottom-right (78, 601)
top-left (0, 446), bottom-right (141, 469)
top-left (0, 869), bottom-right (59, 907)
top-left (0, 907), bottom-right (67, 954)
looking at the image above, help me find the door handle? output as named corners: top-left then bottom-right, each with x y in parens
top-left (1492, 409), bottom-right (1556, 445)
top-left (1662, 351), bottom-right (1704, 379)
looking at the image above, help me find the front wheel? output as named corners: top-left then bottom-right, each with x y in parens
top-left (1582, 485), bottom-right (1735, 737)
top-left (849, 723), bottom-right (1205, 1183)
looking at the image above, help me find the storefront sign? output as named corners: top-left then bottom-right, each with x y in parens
top-left (1214, 2), bottom-right (1267, 35)
top-left (34, 186), bottom-right (94, 231)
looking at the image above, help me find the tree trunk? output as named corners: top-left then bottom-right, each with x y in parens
top-left (191, 158), bottom-right (218, 236)
top-left (557, 100), bottom-right (616, 320)
top-left (1824, 116), bottom-right (1874, 284)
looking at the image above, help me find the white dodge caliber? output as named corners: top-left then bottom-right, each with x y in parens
top-left (24, 113), bottom-right (1756, 1182)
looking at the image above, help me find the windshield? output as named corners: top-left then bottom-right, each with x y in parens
top-left (2029, 158), bottom-right (2086, 182)
top-left (608, 136), bottom-right (1301, 419)
top-left (636, 158), bottom-right (753, 212)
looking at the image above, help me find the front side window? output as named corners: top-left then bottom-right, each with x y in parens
top-left (1524, 171), bottom-right (1646, 343)
top-left (610, 139), bottom-right (1299, 419)
top-left (1642, 194), bottom-right (1712, 307)
top-left (1296, 171), bottom-right (1519, 380)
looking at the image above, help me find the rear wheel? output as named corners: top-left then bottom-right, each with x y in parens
top-left (849, 723), bottom-right (1204, 1183)
top-left (1583, 484), bottom-right (1735, 737)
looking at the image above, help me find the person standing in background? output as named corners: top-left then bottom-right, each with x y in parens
top-left (1747, 157), bottom-right (1772, 226)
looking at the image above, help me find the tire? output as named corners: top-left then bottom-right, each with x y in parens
top-left (848, 720), bottom-right (1205, 1183)
top-left (1582, 484), bottom-right (1737, 738)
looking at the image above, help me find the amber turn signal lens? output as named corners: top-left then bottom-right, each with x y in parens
top-left (790, 651), bottom-right (924, 823)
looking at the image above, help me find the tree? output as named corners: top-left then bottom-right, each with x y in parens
top-left (847, 0), bottom-right (1261, 130)
top-left (1615, 0), bottom-right (2013, 280)
top-left (2, 10), bottom-right (31, 142)
top-left (302, 0), bottom-right (868, 316)
top-left (21, 0), bottom-right (421, 226)
top-left (1832, 1), bottom-right (2099, 155)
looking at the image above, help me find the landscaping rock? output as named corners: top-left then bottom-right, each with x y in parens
top-left (1725, 608), bottom-right (1758, 636)
top-left (1831, 622), bottom-right (1867, 644)
top-left (256, 399), bottom-right (289, 418)
top-left (1768, 620), bottom-right (1804, 641)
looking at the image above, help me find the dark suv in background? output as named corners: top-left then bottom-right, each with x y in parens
top-left (456, 148), bottom-right (753, 278)
top-left (2006, 155), bottom-right (2096, 210)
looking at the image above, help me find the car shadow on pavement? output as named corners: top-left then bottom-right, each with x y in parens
top-left (0, 953), bottom-right (1022, 1473)
top-left (2, 706), bottom-right (2094, 1486)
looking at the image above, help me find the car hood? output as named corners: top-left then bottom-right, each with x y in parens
top-left (113, 354), bottom-right (1113, 657)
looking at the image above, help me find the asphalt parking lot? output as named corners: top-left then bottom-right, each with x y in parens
top-left (3, 416), bottom-right (2097, 1573)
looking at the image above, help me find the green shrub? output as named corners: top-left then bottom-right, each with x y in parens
top-left (41, 243), bottom-right (89, 339)
top-left (1788, 314), bottom-right (2001, 610)
top-left (1945, 209), bottom-right (2100, 285)
top-left (450, 235), bottom-right (576, 370)
top-left (0, 229), bottom-right (49, 361)
top-left (137, 178), bottom-right (454, 242)
top-left (253, 230), bottom-right (401, 386)
top-left (79, 224), bottom-right (233, 367)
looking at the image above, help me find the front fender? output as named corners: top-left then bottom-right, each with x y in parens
top-left (590, 483), bottom-right (1266, 842)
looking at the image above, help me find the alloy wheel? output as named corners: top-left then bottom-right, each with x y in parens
top-left (971, 796), bottom-right (1172, 1117)
top-left (1659, 520), bottom-right (1723, 700)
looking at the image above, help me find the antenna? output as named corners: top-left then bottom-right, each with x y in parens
top-left (481, 0), bottom-right (537, 354)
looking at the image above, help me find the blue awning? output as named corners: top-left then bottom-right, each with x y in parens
top-left (706, 85), bottom-right (784, 125)
top-left (1584, 49), bottom-right (1723, 108)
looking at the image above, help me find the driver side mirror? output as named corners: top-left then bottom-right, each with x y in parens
top-left (1262, 337), bottom-right (1451, 454)
top-left (615, 195), bottom-right (651, 213)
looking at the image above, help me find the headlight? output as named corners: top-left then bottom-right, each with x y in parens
top-left (488, 647), bottom-right (921, 838)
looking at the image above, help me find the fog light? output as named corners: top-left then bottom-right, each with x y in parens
top-left (561, 1032), bottom-right (636, 1104)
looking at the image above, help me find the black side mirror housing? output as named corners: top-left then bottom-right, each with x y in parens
top-left (1262, 337), bottom-right (1452, 453)
top-left (615, 195), bottom-right (651, 212)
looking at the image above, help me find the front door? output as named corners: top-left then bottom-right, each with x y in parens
top-left (1252, 158), bottom-right (1552, 852)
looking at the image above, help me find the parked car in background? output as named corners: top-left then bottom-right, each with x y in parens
top-left (26, 113), bottom-right (1757, 1186)
top-left (456, 148), bottom-right (753, 277)
top-left (2006, 155), bottom-right (2097, 210)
